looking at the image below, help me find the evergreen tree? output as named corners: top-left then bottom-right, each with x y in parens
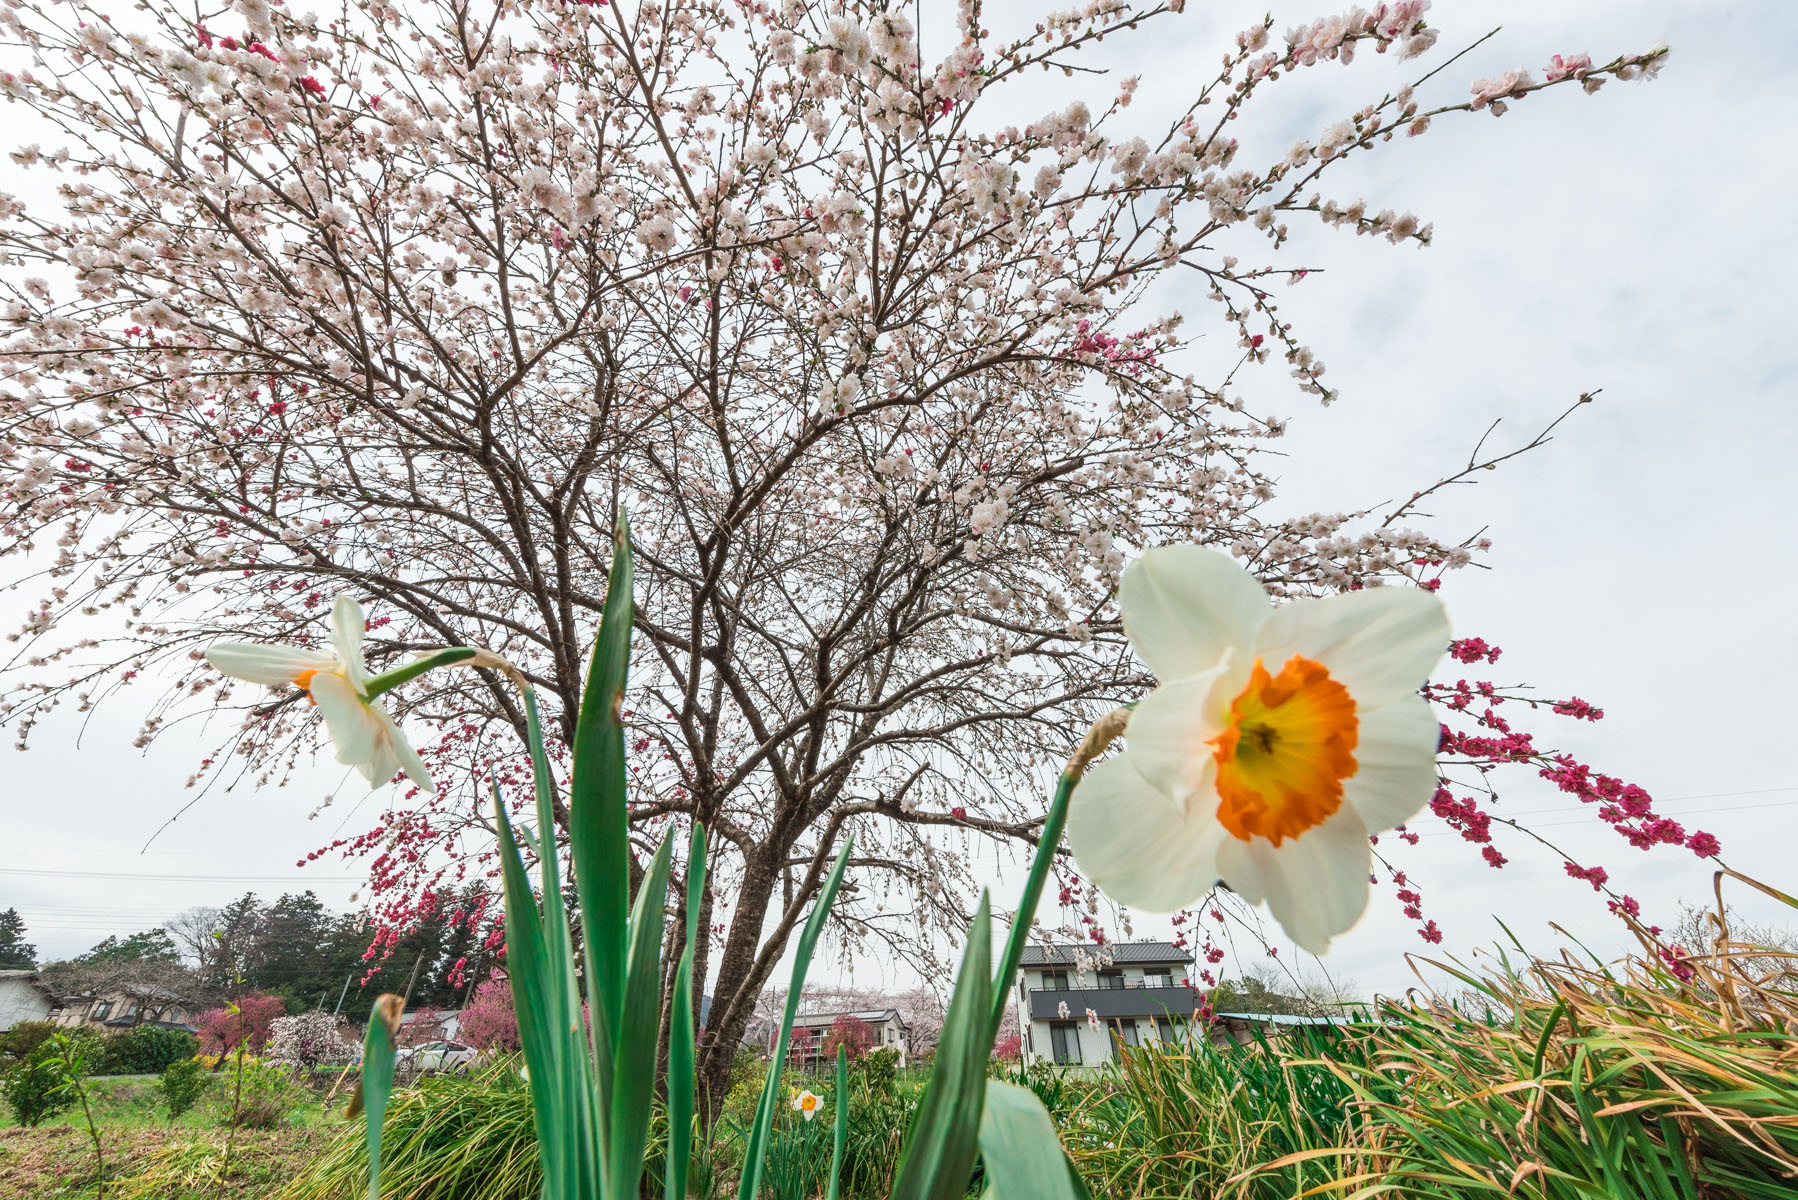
top-left (74, 929), bottom-right (180, 966)
top-left (251, 892), bottom-right (336, 1004)
top-left (207, 894), bottom-right (264, 989)
top-left (0, 908), bottom-right (35, 969)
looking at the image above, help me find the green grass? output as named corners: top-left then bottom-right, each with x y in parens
top-left (3, 1074), bottom-right (333, 1132)
top-left (0, 1069), bottom-right (342, 1198)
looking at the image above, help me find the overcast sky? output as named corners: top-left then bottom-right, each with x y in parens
top-left (5, 2), bottom-right (1795, 1005)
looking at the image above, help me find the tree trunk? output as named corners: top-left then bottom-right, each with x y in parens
top-left (693, 850), bottom-right (783, 1121)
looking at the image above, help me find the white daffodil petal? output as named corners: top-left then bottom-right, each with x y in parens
top-left (376, 706), bottom-right (436, 796)
top-left (1068, 755), bottom-right (1226, 914)
top-left (1341, 695), bottom-right (1440, 833)
top-left (308, 670), bottom-right (381, 776)
top-left (1215, 806), bottom-right (1372, 955)
top-left (330, 595), bottom-right (370, 691)
top-left (357, 740), bottom-right (398, 790)
top-left (1254, 586), bottom-right (1448, 707)
top-left (1120, 666), bottom-right (1232, 811)
top-left (1120, 544), bottom-right (1269, 683)
top-left (205, 643), bottom-right (337, 687)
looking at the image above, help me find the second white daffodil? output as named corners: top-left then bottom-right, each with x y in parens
top-left (791, 1089), bottom-right (822, 1121)
top-left (1069, 545), bottom-right (1448, 954)
top-left (206, 596), bottom-right (436, 795)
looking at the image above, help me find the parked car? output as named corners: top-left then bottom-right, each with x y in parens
top-left (395, 1039), bottom-right (477, 1074)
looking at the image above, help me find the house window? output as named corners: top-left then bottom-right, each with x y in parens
top-left (1156, 1017), bottom-right (1175, 1043)
top-left (91, 1001), bottom-right (113, 1021)
top-left (1041, 970), bottom-right (1069, 991)
top-left (1143, 968), bottom-right (1172, 988)
top-left (1113, 1020), bottom-right (1140, 1047)
top-left (1050, 1022), bottom-right (1080, 1065)
top-left (1097, 969), bottom-right (1124, 990)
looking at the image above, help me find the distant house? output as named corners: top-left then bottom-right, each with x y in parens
top-left (0, 970), bottom-right (60, 1031)
top-left (781, 1009), bottom-right (911, 1068)
top-left (1209, 1010), bottom-right (1360, 1045)
top-left (399, 1007), bottom-right (462, 1043)
top-left (1013, 941), bottom-right (1201, 1067)
top-left (51, 983), bottom-right (197, 1034)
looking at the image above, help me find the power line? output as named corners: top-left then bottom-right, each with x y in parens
top-left (0, 867), bottom-right (361, 882)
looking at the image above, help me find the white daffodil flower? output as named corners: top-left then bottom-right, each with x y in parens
top-left (791, 1089), bottom-right (823, 1121)
top-left (206, 596), bottom-right (435, 795)
top-left (1069, 545), bottom-right (1448, 954)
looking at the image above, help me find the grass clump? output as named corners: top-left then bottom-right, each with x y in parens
top-left (277, 1058), bottom-right (539, 1200)
top-left (1305, 918), bottom-right (1798, 1199)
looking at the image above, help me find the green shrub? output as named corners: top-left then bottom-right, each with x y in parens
top-left (159, 1055), bottom-right (212, 1121)
top-left (103, 1025), bottom-right (199, 1075)
top-left (850, 1046), bottom-right (900, 1097)
top-left (3, 1043), bottom-right (75, 1126)
top-left (0, 1019), bottom-right (60, 1064)
top-left (717, 1050), bottom-right (768, 1137)
top-left (2, 1028), bottom-right (105, 1126)
top-left (213, 1058), bottom-right (305, 1129)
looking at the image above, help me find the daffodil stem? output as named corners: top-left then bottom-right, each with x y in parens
top-left (361, 647), bottom-right (479, 700)
top-left (987, 706), bottom-right (1131, 1042)
top-left (988, 769), bottom-right (1078, 1043)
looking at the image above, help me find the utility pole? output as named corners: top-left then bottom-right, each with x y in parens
top-left (329, 973), bottom-right (353, 1020)
top-left (400, 953), bottom-right (425, 1010)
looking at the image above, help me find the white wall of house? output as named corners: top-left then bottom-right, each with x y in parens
top-left (0, 974), bottom-right (52, 1031)
top-left (1019, 1012), bottom-right (1192, 1067)
top-left (1012, 955), bottom-right (1197, 1067)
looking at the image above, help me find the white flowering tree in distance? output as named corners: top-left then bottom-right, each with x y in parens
top-left (0, 0), bottom-right (1690, 1107)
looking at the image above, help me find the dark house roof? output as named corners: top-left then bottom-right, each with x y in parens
top-left (1017, 941), bottom-right (1193, 967)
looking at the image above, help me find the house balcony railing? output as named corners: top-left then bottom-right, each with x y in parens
top-left (1025, 984), bottom-right (1203, 1022)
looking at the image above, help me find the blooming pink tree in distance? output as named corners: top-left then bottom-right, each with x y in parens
top-left (0, 0), bottom-right (1706, 1103)
top-left (197, 992), bottom-right (286, 1057)
top-left (822, 1013), bottom-right (877, 1062)
top-left (458, 978), bottom-right (523, 1052)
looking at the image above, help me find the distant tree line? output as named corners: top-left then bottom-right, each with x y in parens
top-left (12, 886), bottom-right (501, 1016)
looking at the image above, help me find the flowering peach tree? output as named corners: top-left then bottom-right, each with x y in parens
top-left (0, 0), bottom-right (1706, 1100)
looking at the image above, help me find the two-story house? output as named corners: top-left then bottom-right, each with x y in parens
top-left (783, 1008), bottom-right (910, 1068)
top-left (1013, 941), bottom-right (1198, 1067)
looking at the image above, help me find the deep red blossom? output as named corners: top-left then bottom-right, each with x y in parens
top-left (1448, 637), bottom-right (1502, 665)
top-left (1686, 830), bottom-right (1722, 857)
top-left (1552, 696), bottom-right (1604, 720)
top-left (1564, 861), bottom-right (1609, 890)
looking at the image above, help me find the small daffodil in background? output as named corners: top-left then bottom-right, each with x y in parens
top-left (205, 595), bottom-right (436, 795)
top-left (1069, 545), bottom-right (1448, 953)
top-left (791, 1089), bottom-right (822, 1121)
